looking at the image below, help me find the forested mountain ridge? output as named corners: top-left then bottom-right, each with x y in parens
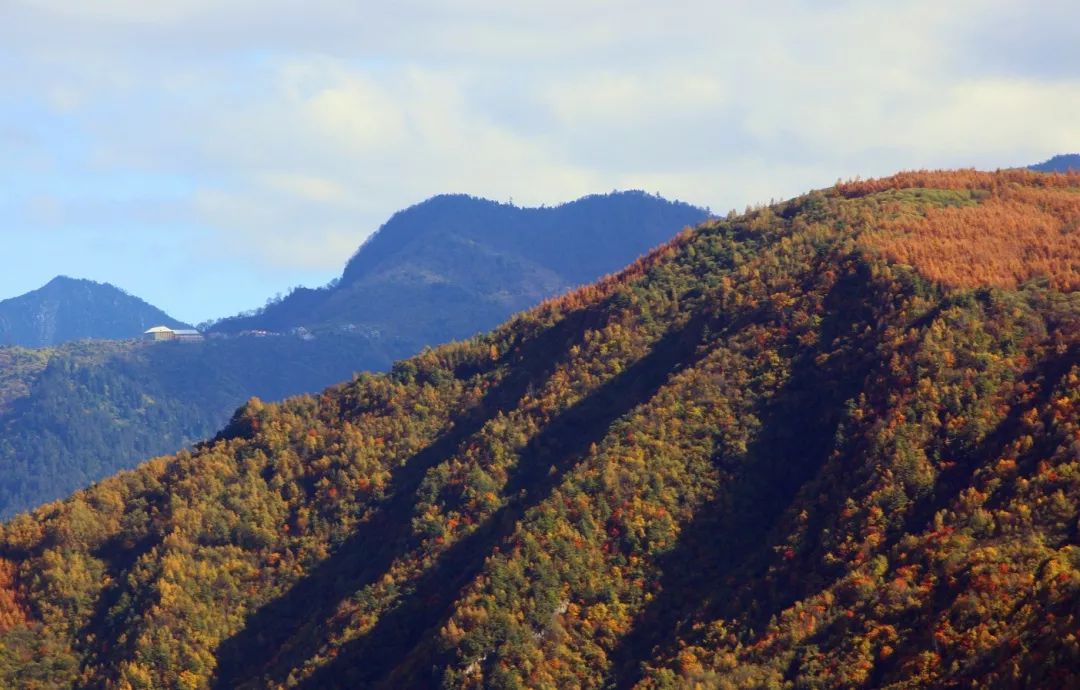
top-left (0, 191), bottom-right (703, 519)
top-left (0, 277), bottom-right (189, 348)
top-left (209, 191), bottom-right (709, 343)
top-left (0, 335), bottom-right (396, 519)
top-left (1030, 153), bottom-right (1080, 173)
top-left (0, 169), bottom-right (1078, 689)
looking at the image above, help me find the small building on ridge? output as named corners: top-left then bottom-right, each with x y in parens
top-left (144, 326), bottom-right (204, 343)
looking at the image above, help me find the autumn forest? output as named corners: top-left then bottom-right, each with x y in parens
top-left (0, 170), bottom-right (1076, 689)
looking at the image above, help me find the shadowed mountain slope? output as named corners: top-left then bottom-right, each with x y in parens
top-left (0, 170), bottom-right (1077, 689)
top-left (0, 192), bottom-right (703, 519)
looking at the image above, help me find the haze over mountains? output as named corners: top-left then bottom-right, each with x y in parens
top-left (1, 169), bottom-right (1076, 688)
top-left (0, 191), bottom-right (707, 517)
top-left (0, 277), bottom-right (189, 348)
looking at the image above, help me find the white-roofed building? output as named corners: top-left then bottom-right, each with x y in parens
top-left (143, 326), bottom-right (204, 342)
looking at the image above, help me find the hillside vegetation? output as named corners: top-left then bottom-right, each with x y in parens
top-left (0, 335), bottom-right (395, 519)
top-left (0, 349), bottom-right (51, 412)
top-left (849, 170), bottom-right (1080, 289)
top-left (0, 192), bottom-right (701, 518)
top-left (0, 170), bottom-right (1078, 689)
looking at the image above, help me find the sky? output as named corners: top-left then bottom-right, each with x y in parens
top-left (2, 1), bottom-right (1079, 324)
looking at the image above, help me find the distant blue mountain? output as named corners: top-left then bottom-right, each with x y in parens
top-left (210, 191), bottom-right (710, 346)
top-left (0, 276), bottom-right (189, 347)
top-left (0, 191), bottom-right (707, 517)
top-left (1029, 154), bottom-right (1080, 173)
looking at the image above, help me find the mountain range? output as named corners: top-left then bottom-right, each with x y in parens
top-left (0, 168), bottom-right (1076, 688)
top-left (1030, 153), bottom-right (1080, 173)
top-left (0, 192), bottom-right (707, 518)
top-left (209, 191), bottom-right (708, 345)
top-left (0, 276), bottom-right (189, 348)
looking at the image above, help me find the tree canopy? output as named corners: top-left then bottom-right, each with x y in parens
top-left (0, 170), bottom-right (1077, 689)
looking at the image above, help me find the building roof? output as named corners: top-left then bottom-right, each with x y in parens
top-left (144, 326), bottom-right (202, 336)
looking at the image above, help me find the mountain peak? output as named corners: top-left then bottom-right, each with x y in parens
top-left (44, 274), bottom-right (79, 285)
top-left (210, 191), bottom-right (708, 337)
top-left (0, 277), bottom-right (189, 347)
top-left (37, 275), bottom-right (116, 294)
top-left (338, 190), bottom-right (706, 288)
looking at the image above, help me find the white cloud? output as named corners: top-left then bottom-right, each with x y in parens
top-left (916, 80), bottom-right (1080, 162)
top-left (177, 58), bottom-right (611, 270)
top-left (3, 0), bottom-right (1079, 293)
top-left (193, 187), bottom-right (363, 271)
top-left (543, 72), bottom-right (728, 128)
top-left (258, 173), bottom-right (352, 205)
